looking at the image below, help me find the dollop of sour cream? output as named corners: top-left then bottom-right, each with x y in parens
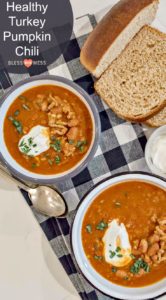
top-left (18, 125), bottom-right (50, 157)
top-left (102, 219), bottom-right (132, 267)
top-left (151, 135), bottom-right (166, 173)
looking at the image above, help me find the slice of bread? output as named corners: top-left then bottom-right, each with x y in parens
top-left (145, 107), bottom-right (166, 127)
top-left (80, 0), bottom-right (158, 78)
top-left (95, 26), bottom-right (166, 122)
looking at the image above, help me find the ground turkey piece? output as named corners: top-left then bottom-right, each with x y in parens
top-left (63, 142), bottom-right (76, 157)
top-left (67, 127), bottom-right (79, 140)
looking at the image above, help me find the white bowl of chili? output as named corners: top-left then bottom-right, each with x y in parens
top-left (71, 172), bottom-right (166, 300)
top-left (0, 75), bottom-right (100, 184)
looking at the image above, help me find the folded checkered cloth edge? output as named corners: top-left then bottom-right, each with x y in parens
top-left (0, 13), bottom-right (161, 300)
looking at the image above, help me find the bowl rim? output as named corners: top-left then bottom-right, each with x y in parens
top-left (70, 171), bottom-right (166, 300)
top-left (0, 74), bottom-right (100, 184)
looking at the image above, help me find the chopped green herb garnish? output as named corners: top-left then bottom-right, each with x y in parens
top-left (116, 246), bottom-right (121, 253)
top-left (86, 224), bottom-right (92, 233)
top-left (144, 264), bottom-right (150, 273)
top-left (19, 137), bottom-right (36, 154)
top-left (22, 103), bottom-right (30, 111)
top-left (19, 143), bottom-right (30, 154)
top-left (112, 267), bottom-right (117, 273)
top-left (124, 276), bottom-right (129, 280)
top-left (69, 139), bottom-right (74, 144)
top-left (48, 159), bottom-right (53, 166)
top-left (14, 110), bottom-right (20, 116)
top-left (55, 155), bottom-right (61, 165)
top-left (130, 258), bottom-right (150, 274)
top-left (76, 140), bottom-right (87, 152)
top-left (9, 118), bottom-right (23, 134)
top-left (94, 255), bottom-right (103, 261)
top-left (12, 120), bottom-right (20, 127)
top-left (117, 254), bottom-right (123, 258)
top-left (19, 139), bottom-right (25, 147)
top-left (130, 254), bottom-right (136, 260)
top-left (109, 247), bottom-right (123, 259)
top-left (50, 139), bottom-right (61, 152)
top-left (76, 140), bottom-right (85, 147)
top-left (31, 163), bottom-right (37, 168)
top-left (79, 145), bottom-right (84, 152)
top-left (96, 221), bottom-right (108, 231)
top-left (28, 137), bottom-right (33, 145)
top-left (109, 250), bottom-right (116, 258)
top-left (130, 259), bottom-right (141, 274)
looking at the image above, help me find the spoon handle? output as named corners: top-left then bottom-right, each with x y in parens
top-left (0, 166), bottom-right (30, 192)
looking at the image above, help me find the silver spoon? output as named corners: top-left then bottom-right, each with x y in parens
top-left (0, 167), bottom-right (67, 217)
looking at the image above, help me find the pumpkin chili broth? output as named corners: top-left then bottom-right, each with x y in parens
top-left (82, 181), bottom-right (166, 287)
top-left (4, 85), bottom-right (93, 174)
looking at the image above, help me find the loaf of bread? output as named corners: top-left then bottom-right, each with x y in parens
top-left (95, 26), bottom-right (166, 122)
top-left (80, 0), bottom-right (158, 78)
top-left (145, 107), bottom-right (166, 127)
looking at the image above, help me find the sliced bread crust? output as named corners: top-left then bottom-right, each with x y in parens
top-left (95, 26), bottom-right (166, 122)
top-left (80, 0), bottom-right (158, 78)
top-left (145, 106), bottom-right (166, 127)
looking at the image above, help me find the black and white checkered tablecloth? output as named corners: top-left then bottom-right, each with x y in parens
top-left (0, 13), bottom-right (160, 300)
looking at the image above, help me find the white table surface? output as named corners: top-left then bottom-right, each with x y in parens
top-left (1, 1), bottom-right (166, 300)
top-left (0, 179), bottom-right (79, 300)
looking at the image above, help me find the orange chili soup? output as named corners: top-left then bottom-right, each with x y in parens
top-left (82, 181), bottom-right (166, 287)
top-left (4, 85), bottom-right (93, 174)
